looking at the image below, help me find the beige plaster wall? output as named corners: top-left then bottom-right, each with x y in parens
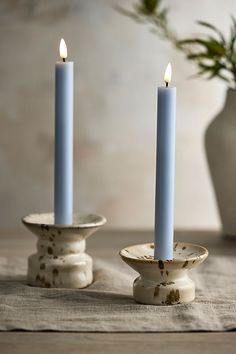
top-left (0, 0), bottom-right (235, 230)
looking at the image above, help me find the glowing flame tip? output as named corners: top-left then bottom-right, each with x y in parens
top-left (59, 38), bottom-right (67, 59)
top-left (164, 63), bottom-right (172, 84)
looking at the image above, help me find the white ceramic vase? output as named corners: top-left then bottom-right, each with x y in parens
top-left (205, 88), bottom-right (236, 237)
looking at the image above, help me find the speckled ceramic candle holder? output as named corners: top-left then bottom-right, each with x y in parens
top-left (120, 242), bottom-right (208, 305)
top-left (22, 213), bottom-right (106, 289)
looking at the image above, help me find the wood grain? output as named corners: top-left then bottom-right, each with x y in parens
top-left (0, 332), bottom-right (235, 354)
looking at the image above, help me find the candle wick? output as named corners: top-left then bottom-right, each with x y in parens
top-left (165, 81), bottom-right (169, 88)
top-left (63, 58), bottom-right (66, 63)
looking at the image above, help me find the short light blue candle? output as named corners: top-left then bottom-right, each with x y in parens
top-left (54, 39), bottom-right (73, 224)
top-left (154, 63), bottom-right (176, 260)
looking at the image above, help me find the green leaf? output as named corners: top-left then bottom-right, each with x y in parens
top-left (217, 73), bottom-right (231, 83)
top-left (114, 5), bottom-right (146, 23)
top-left (179, 38), bottom-right (225, 56)
top-left (187, 52), bottom-right (212, 60)
top-left (231, 15), bottom-right (236, 28)
top-left (230, 16), bottom-right (236, 51)
top-left (142, 0), bottom-right (158, 14)
top-left (197, 21), bottom-right (225, 43)
top-left (230, 35), bottom-right (236, 52)
top-left (117, 1), bottom-right (236, 87)
top-left (206, 40), bottom-right (225, 55)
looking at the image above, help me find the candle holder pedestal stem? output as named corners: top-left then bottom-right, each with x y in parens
top-left (22, 213), bottom-right (106, 289)
top-left (120, 242), bottom-right (208, 305)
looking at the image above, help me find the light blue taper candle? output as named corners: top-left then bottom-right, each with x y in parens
top-left (54, 39), bottom-right (73, 224)
top-left (154, 63), bottom-right (176, 260)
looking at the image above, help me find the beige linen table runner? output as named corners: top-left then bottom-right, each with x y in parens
top-left (0, 256), bottom-right (235, 332)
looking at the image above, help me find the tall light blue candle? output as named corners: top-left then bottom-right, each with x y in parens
top-left (154, 63), bottom-right (176, 260)
top-left (54, 39), bottom-right (73, 224)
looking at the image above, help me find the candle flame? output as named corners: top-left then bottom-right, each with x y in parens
top-left (164, 63), bottom-right (172, 84)
top-left (59, 38), bottom-right (67, 59)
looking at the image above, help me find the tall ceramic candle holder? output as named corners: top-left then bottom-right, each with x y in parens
top-left (22, 213), bottom-right (106, 289)
top-left (120, 242), bottom-right (208, 305)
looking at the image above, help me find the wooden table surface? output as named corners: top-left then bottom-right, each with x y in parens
top-left (0, 229), bottom-right (235, 354)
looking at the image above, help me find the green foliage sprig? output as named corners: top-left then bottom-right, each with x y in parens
top-left (116, 0), bottom-right (177, 44)
top-left (118, 0), bottom-right (236, 88)
top-left (178, 19), bottom-right (236, 87)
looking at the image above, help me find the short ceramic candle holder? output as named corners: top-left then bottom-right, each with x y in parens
top-left (120, 242), bottom-right (208, 305)
top-left (22, 213), bottom-right (106, 289)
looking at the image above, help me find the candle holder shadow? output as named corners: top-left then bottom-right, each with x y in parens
top-left (22, 213), bottom-right (106, 289)
top-left (120, 242), bottom-right (208, 305)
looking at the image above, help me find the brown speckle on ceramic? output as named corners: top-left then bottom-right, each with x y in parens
top-left (158, 260), bottom-right (164, 270)
top-left (120, 242), bottom-right (208, 267)
top-left (165, 289), bottom-right (180, 305)
top-left (22, 212), bottom-right (106, 289)
top-left (23, 213), bottom-right (106, 230)
top-left (120, 242), bottom-right (208, 305)
top-left (154, 285), bottom-right (160, 297)
top-left (40, 263), bottom-right (46, 270)
top-left (160, 281), bottom-right (174, 286)
top-left (53, 268), bottom-right (59, 276)
top-left (47, 247), bottom-right (53, 255)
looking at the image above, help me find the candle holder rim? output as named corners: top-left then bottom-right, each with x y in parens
top-left (119, 241), bottom-right (208, 264)
top-left (22, 212), bottom-right (107, 229)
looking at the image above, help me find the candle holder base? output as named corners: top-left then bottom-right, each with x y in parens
top-left (22, 213), bottom-right (106, 289)
top-left (120, 242), bottom-right (208, 305)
